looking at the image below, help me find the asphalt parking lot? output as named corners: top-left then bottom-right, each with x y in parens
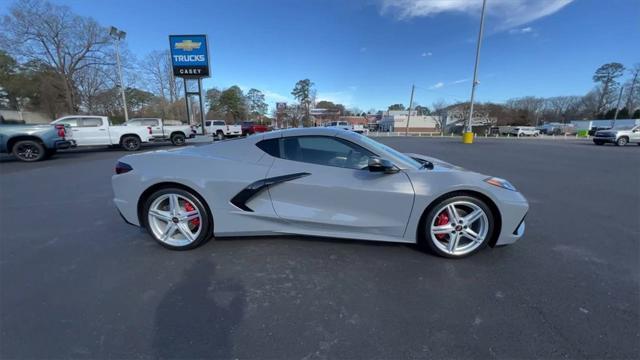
top-left (1, 137), bottom-right (638, 359)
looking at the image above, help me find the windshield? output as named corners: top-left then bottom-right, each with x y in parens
top-left (350, 132), bottom-right (422, 169)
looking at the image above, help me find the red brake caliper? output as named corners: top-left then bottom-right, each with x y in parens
top-left (435, 211), bottom-right (449, 239)
top-left (183, 201), bottom-right (200, 228)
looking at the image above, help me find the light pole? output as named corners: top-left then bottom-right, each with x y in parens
top-left (109, 26), bottom-right (129, 122)
top-left (463, 0), bottom-right (487, 144)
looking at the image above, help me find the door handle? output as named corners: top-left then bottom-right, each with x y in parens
top-left (99, 129), bottom-right (106, 131)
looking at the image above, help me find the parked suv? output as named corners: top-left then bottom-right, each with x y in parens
top-left (593, 125), bottom-right (640, 146)
top-left (510, 126), bottom-right (540, 137)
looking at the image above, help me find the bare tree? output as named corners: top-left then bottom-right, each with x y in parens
top-left (624, 64), bottom-right (640, 114)
top-left (592, 63), bottom-right (625, 116)
top-left (431, 100), bottom-right (449, 134)
top-left (1, 0), bottom-right (112, 113)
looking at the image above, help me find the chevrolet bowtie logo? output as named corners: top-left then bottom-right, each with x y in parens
top-left (175, 40), bottom-right (202, 51)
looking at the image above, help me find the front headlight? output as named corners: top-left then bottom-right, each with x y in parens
top-left (484, 177), bottom-right (517, 191)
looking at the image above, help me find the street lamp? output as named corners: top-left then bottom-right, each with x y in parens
top-left (109, 26), bottom-right (128, 122)
top-left (463, 0), bottom-right (487, 144)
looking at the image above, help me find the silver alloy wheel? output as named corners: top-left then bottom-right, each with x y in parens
top-left (217, 132), bottom-right (224, 140)
top-left (617, 137), bottom-right (627, 146)
top-left (147, 193), bottom-right (202, 247)
top-left (429, 200), bottom-right (489, 256)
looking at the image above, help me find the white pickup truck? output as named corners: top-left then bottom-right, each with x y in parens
top-left (51, 115), bottom-right (153, 151)
top-left (205, 120), bottom-right (242, 140)
top-left (126, 118), bottom-right (195, 146)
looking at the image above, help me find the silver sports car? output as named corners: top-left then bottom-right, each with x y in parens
top-left (112, 128), bottom-right (528, 258)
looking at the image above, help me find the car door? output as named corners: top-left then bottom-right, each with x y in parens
top-left (630, 126), bottom-right (640, 143)
top-left (262, 135), bottom-right (415, 239)
top-left (144, 119), bottom-right (162, 136)
top-left (74, 117), bottom-right (108, 145)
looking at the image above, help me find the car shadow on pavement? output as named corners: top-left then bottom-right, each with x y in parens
top-left (152, 258), bottom-right (246, 359)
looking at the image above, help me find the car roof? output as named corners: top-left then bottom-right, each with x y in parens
top-left (261, 127), bottom-right (340, 140)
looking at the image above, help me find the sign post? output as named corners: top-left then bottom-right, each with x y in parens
top-left (169, 34), bottom-right (210, 135)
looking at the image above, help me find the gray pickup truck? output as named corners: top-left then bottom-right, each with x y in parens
top-left (0, 123), bottom-right (74, 161)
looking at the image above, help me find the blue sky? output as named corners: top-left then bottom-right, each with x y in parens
top-left (3, 0), bottom-right (639, 111)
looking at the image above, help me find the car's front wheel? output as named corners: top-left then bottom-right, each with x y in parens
top-left (143, 188), bottom-right (212, 250)
top-left (616, 137), bottom-right (628, 146)
top-left (421, 195), bottom-right (494, 258)
top-left (216, 131), bottom-right (225, 141)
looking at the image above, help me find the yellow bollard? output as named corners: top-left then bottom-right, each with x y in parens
top-left (463, 132), bottom-right (474, 144)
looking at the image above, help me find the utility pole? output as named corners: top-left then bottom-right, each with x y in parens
top-left (405, 84), bottom-right (415, 136)
top-left (109, 26), bottom-right (128, 122)
top-left (611, 85), bottom-right (625, 128)
top-left (463, 0), bottom-right (487, 144)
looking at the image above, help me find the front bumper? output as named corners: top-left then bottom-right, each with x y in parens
top-left (593, 136), bottom-right (615, 143)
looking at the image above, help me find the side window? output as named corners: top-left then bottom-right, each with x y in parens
top-left (80, 118), bottom-right (103, 127)
top-left (256, 138), bottom-right (279, 157)
top-left (127, 120), bottom-right (142, 126)
top-left (205, 121), bottom-right (211, 126)
top-left (213, 121), bottom-right (225, 126)
top-left (57, 118), bottom-right (78, 127)
top-left (287, 136), bottom-right (374, 170)
top-left (142, 120), bottom-right (158, 126)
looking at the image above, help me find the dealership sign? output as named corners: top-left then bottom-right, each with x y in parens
top-left (169, 35), bottom-right (210, 77)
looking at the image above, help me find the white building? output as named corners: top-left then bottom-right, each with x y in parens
top-left (570, 119), bottom-right (640, 131)
top-left (379, 110), bottom-right (439, 132)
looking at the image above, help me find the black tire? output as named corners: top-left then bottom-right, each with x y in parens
top-left (170, 132), bottom-right (186, 146)
top-left (420, 195), bottom-right (495, 259)
top-left (216, 131), bottom-right (225, 141)
top-left (593, 140), bottom-right (604, 145)
top-left (121, 135), bottom-right (141, 151)
top-left (142, 188), bottom-right (212, 250)
top-left (12, 140), bottom-right (45, 162)
top-left (616, 137), bottom-right (628, 146)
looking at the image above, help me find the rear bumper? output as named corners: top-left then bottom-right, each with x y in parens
top-left (54, 140), bottom-right (75, 149)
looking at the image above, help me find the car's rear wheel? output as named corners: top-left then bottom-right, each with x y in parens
top-left (616, 137), bottom-right (628, 146)
top-left (12, 140), bottom-right (45, 162)
top-left (143, 188), bottom-right (212, 250)
top-left (121, 135), bottom-right (141, 151)
top-left (170, 133), bottom-right (186, 146)
top-left (422, 195), bottom-right (494, 258)
top-left (216, 131), bottom-right (225, 141)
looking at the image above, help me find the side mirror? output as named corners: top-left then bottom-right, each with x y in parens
top-left (368, 157), bottom-right (399, 174)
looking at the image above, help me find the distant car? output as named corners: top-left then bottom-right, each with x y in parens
top-left (510, 127), bottom-right (540, 137)
top-left (241, 121), bottom-right (269, 136)
top-left (205, 120), bottom-right (242, 140)
top-left (112, 127), bottom-right (529, 258)
top-left (325, 121), bottom-right (352, 131)
top-left (593, 125), bottom-right (640, 146)
top-left (588, 126), bottom-right (611, 136)
top-left (0, 123), bottom-right (74, 161)
top-left (125, 118), bottom-right (195, 146)
top-left (52, 115), bottom-right (153, 151)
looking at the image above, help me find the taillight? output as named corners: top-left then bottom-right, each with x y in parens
top-left (147, 126), bottom-right (152, 134)
top-left (55, 124), bottom-right (65, 139)
top-left (115, 161), bottom-right (133, 174)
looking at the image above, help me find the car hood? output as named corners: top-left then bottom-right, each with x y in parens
top-left (404, 153), bottom-right (464, 172)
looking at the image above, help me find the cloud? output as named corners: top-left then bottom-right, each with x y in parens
top-left (430, 82), bottom-right (444, 89)
top-left (421, 51), bottom-right (432, 57)
top-left (316, 90), bottom-right (355, 106)
top-left (509, 26), bottom-right (534, 34)
top-left (451, 78), bottom-right (470, 84)
top-left (262, 90), bottom-right (292, 103)
top-left (380, 0), bottom-right (573, 30)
